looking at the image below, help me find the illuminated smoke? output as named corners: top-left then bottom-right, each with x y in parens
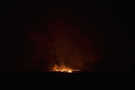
top-left (47, 19), bottom-right (102, 71)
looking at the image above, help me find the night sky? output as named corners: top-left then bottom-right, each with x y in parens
top-left (0, 1), bottom-right (131, 72)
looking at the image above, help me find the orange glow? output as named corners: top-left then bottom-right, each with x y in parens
top-left (51, 64), bottom-right (79, 73)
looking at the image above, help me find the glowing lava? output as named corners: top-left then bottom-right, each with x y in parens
top-left (51, 64), bottom-right (79, 73)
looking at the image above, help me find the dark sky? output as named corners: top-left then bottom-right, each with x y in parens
top-left (0, 1), bottom-right (130, 72)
